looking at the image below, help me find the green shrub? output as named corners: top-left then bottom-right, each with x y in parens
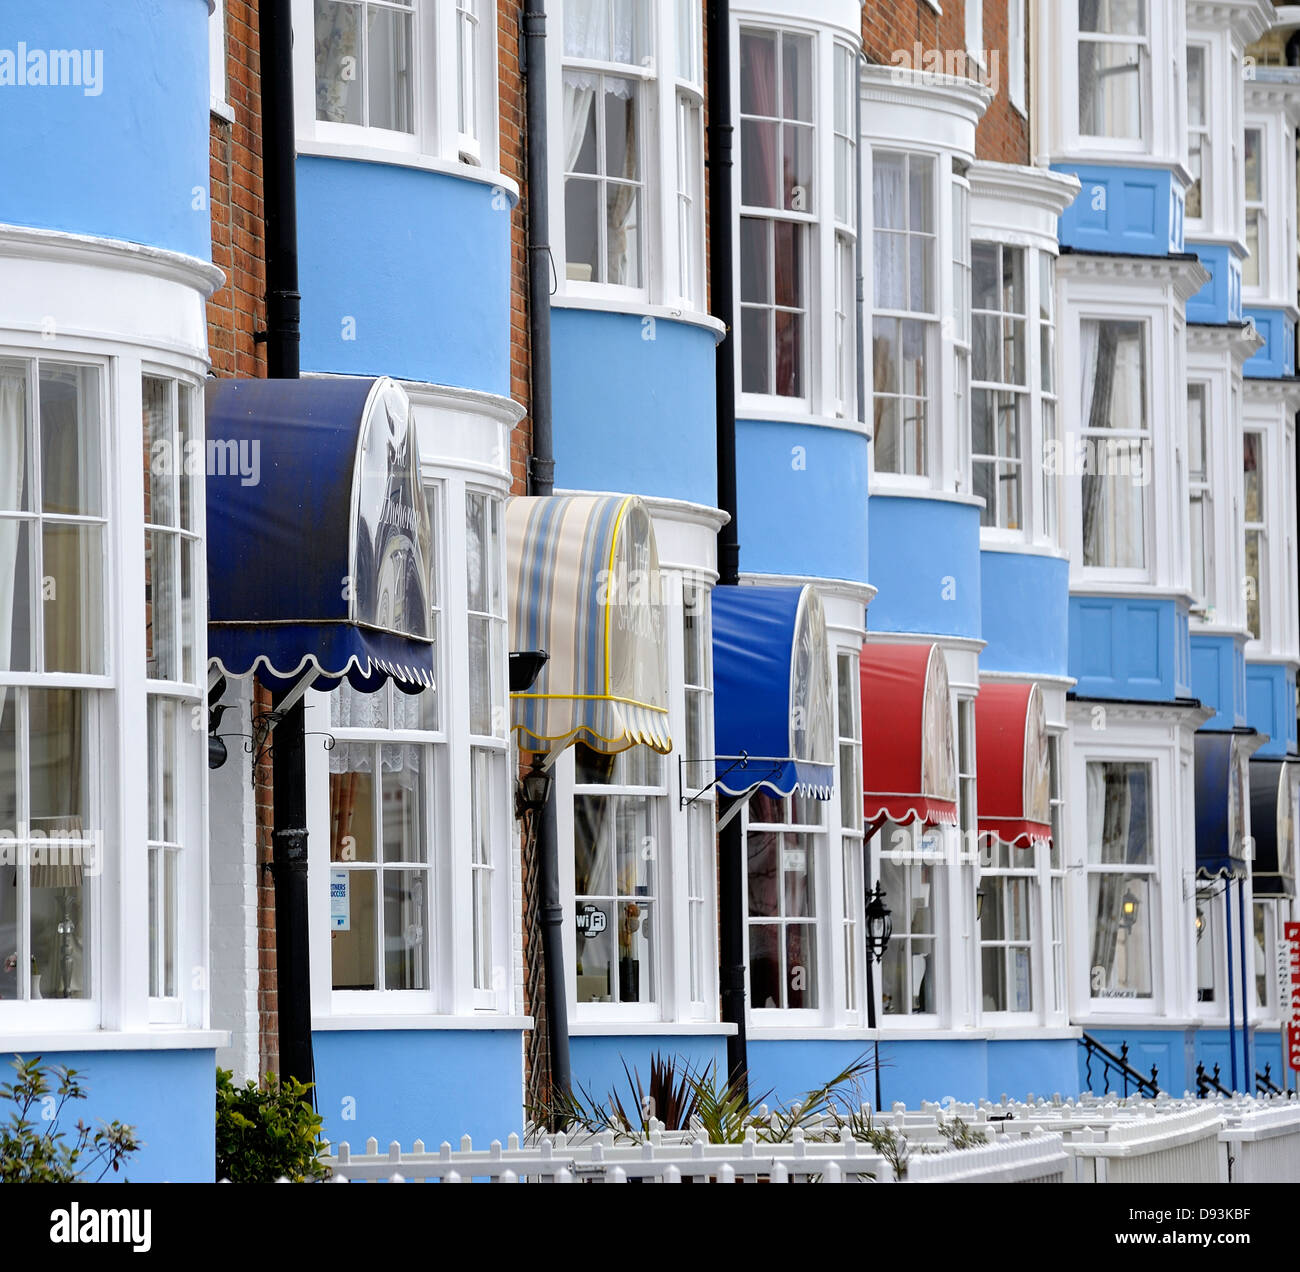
top-left (215, 1068), bottom-right (329, 1183)
top-left (0, 1055), bottom-right (141, 1183)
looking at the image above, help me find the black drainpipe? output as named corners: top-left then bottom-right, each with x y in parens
top-left (522, 0), bottom-right (572, 1104)
top-left (707, 0), bottom-right (747, 1092)
top-left (258, 0), bottom-right (312, 1087)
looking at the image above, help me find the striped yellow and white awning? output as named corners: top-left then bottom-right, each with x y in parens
top-left (507, 494), bottom-right (672, 756)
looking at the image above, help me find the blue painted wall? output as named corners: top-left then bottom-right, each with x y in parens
top-left (748, 1037), bottom-right (1081, 1108)
top-left (551, 309), bottom-right (718, 508)
top-left (1243, 307), bottom-right (1296, 378)
top-left (980, 549), bottom-right (1070, 678)
top-left (0, 0), bottom-right (211, 258)
top-left (867, 495), bottom-right (981, 638)
top-left (1254, 1030), bottom-right (1288, 1092)
top-left (297, 157), bottom-right (511, 396)
top-left (1069, 594), bottom-right (1192, 701)
top-left (1194, 1030), bottom-right (1255, 1095)
top-left (736, 419), bottom-right (870, 584)
top-left (1191, 632), bottom-right (1248, 730)
top-left (311, 1029), bottom-right (524, 1151)
top-left (569, 1035), bottom-right (730, 1107)
top-left (1186, 243), bottom-right (1243, 324)
top-left (1246, 662), bottom-right (1298, 757)
top-left (0, 1047), bottom-right (216, 1182)
top-left (1052, 164), bottom-right (1184, 256)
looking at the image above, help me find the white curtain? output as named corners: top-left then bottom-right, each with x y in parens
top-left (0, 372), bottom-right (26, 725)
top-left (872, 158), bottom-right (906, 309)
top-left (314, 0), bottom-right (359, 123)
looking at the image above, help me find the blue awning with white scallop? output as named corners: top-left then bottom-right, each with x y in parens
top-left (711, 585), bottom-right (835, 799)
top-left (205, 376), bottom-right (435, 694)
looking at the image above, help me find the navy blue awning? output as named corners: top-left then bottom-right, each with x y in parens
top-left (205, 377), bottom-right (435, 694)
top-left (1250, 757), bottom-right (1297, 898)
top-left (1194, 731), bottom-right (1252, 879)
top-left (712, 585), bottom-right (834, 799)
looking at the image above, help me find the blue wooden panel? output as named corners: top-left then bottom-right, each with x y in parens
top-left (1246, 662), bottom-right (1299, 757)
top-left (979, 549), bottom-right (1071, 679)
top-left (1069, 595), bottom-right (1191, 701)
top-left (1191, 633), bottom-right (1248, 729)
top-left (1243, 307), bottom-right (1296, 379)
top-left (1053, 164), bottom-right (1184, 256)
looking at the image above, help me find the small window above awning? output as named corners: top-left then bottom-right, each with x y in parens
top-left (711, 585), bottom-right (835, 798)
top-left (862, 643), bottom-right (957, 830)
top-left (206, 376), bottom-right (435, 693)
top-left (975, 683), bottom-right (1051, 849)
top-left (1194, 731), bottom-right (1255, 880)
top-left (1250, 757), bottom-right (1298, 898)
top-left (507, 494), bottom-right (671, 756)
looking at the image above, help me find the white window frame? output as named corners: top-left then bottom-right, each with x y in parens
top-left (876, 821), bottom-right (947, 1022)
top-left (1185, 41), bottom-right (1210, 229)
top-left (1244, 426), bottom-right (1267, 645)
top-left (1186, 380), bottom-right (1214, 615)
top-left (1243, 124), bottom-right (1267, 292)
top-left (978, 835), bottom-right (1038, 1021)
top-left (209, 0), bottom-right (229, 116)
top-left (1075, 0), bottom-right (1151, 150)
top-left (1008, 0), bottom-right (1026, 116)
top-left (965, 0), bottom-right (984, 70)
top-left (293, 0), bottom-right (502, 174)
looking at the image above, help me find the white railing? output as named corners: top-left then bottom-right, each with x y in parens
top-left (901, 1133), bottom-right (1069, 1183)
top-left (1063, 1107), bottom-right (1228, 1184)
top-left (1220, 1101), bottom-right (1300, 1183)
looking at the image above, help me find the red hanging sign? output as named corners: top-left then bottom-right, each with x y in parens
top-left (1286, 922), bottom-right (1300, 1073)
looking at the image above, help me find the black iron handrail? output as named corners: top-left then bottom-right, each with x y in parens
top-left (1080, 1034), bottom-right (1160, 1098)
top-left (1256, 1063), bottom-right (1287, 1098)
top-left (1196, 1061), bottom-right (1232, 1098)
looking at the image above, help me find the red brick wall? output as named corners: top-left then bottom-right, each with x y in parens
top-left (860, 1), bottom-right (1029, 165)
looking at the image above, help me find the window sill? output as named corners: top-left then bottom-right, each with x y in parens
top-left (312, 1014), bottom-right (533, 1032)
top-left (983, 1024), bottom-right (1081, 1041)
top-left (979, 539), bottom-right (1070, 562)
top-left (551, 293), bottom-right (725, 340)
top-left (569, 1021), bottom-right (737, 1037)
top-left (867, 484), bottom-right (985, 508)
top-left (0, 1029), bottom-right (230, 1052)
top-left (210, 98), bottom-right (235, 124)
top-left (296, 138), bottom-right (520, 204)
top-left (736, 403), bottom-right (868, 434)
top-left (1075, 1013), bottom-right (1194, 1028)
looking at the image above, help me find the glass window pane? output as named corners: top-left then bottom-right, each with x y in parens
top-left (28, 689), bottom-right (86, 832)
top-left (0, 518), bottom-right (35, 675)
top-left (330, 763), bottom-right (378, 863)
top-left (1079, 43), bottom-right (1143, 139)
top-left (383, 868), bottom-right (427, 990)
top-left (786, 924), bottom-right (815, 1007)
top-left (783, 123), bottom-right (814, 211)
top-left (606, 184), bottom-right (641, 287)
top-left (782, 832), bottom-right (813, 917)
top-left (315, 0), bottom-right (363, 124)
top-left (1088, 873), bottom-right (1153, 998)
top-left (575, 901), bottom-right (615, 1002)
top-left (381, 745), bottom-right (423, 862)
top-left (367, 3), bottom-right (413, 132)
top-left (0, 360), bottom-right (30, 514)
top-left (1086, 761), bottom-right (1151, 864)
top-left (32, 870), bottom-right (87, 999)
top-left (604, 80), bottom-right (638, 180)
top-left (747, 830), bottom-right (779, 917)
top-left (43, 524), bottom-right (104, 675)
top-left (331, 868), bottom-right (377, 989)
top-left (782, 34), bottom-right (813, 122)
top-left (40, 364), bottom-right (101, 517)
top-left (145, 529), bottom-right (178, 680)
top-left (564, 178), bottom-right (600, 279)
top-left (143, 377), bottom-right (175, 529)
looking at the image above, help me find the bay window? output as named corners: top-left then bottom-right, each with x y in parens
top-left (972, 242), bottom-right (1028, 530)
top-left (1086, 760), bottom-right (1156, 1000)
top-left (1040, 254), bottom-right (1060, 544)
top-left (879, 839), bottom-right (941, 1017)
top-left (1186, 44), bottom-right (1209, 222)
top-left (1187, 383), bottom-right (1213, 612)
top-left (314, 0), bottom-right (415, 133)
top-left (573, 744), bottom-right (663, 1005)
top-left (563, 1), bottom-right (649, 288)
top-left (873, 151), bottom-right (936, 475)
top-left (1077, 0), bottom-right (1148, 142)
top-left (1080, 318), bottom-right (1149, 572)
top-left (1244, 430), bottom-right (1265, 640)
top-left (746, 791), bottom-right (822, 1011)
top-left (738, 27), bottom-right (814, 399)
top-left (328, 684), bottom-right (437, 993)
top-left (0, 358), bottom-right (108, 1007)
top-left (301, 1), bottom-right (500, 170)
top-left (1243, 127), bottom-right (1264, 289)
top-left (979, 837), bottom-right (1035, 1014)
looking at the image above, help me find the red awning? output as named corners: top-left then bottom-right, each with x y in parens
top-left (861, 643), bottom-right (958, 830)
top-left (975, 682), bottom-right (1051, 849)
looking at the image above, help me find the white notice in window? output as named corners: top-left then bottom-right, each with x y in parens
top-left (331, 870), bottom-right (351, 932)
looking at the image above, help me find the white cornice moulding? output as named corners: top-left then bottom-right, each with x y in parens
top-left (860, 63), bottom-right (989, 160)
top-left (1188, 0), bottom-right (1276, 45)
top-left (1187, 322), bottom-right (1267, 363)
top-left (969, 162), bottom-right (1081, 246)
top-left (1058, 251), bottom-right (1212, 305)
top-left (0, 221), bottom-right (225, 297)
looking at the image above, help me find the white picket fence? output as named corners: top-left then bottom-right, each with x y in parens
top-left (320, 1125), bottom-right (1068, 1184)
top-left (315, 1093), bottom-right (1300, 1185)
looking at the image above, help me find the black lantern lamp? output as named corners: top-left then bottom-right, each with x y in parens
top-left (866, 885), bottom-right (893, 963)
top-left (1120, 890), bottom-right (1140, 932)
top-left (515, 752), bottom-right (554, 819)
top-left (1195, 906), bottom-right (1206, 943)
top-left (208, 675), bottom-right (233, 771)
top-left (863, 882), bottom-right (893, 1116)
top-left (509, 649), bottom-right (549, 693)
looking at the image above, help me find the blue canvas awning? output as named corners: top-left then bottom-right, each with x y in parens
top-left (712, 585), bottom-right (835, 799)
top-left (205, 376), bottom-right (435, 693)
top-left (1250, 757), bottom-right (1298, 898)
top-left (1194, 731), bottom-right (1253, 880)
